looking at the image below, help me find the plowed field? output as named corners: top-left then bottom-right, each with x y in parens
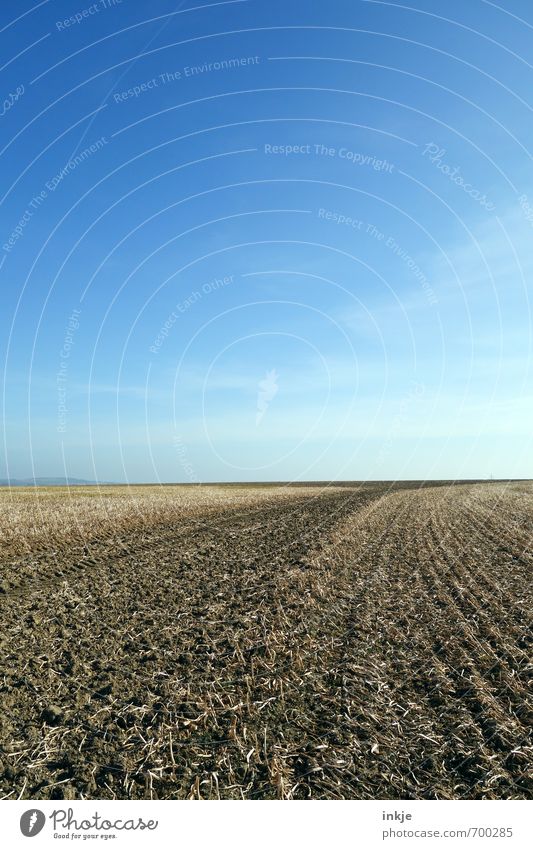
top-left (0, 482), bottom-right (531, 799)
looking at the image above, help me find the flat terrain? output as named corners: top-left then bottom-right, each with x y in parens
top-left (0, 482), bottom-right (531, 800)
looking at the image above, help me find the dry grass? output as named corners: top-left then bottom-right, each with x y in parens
top-left (0, 481), bottom-right (531, 800)
top-left (0, 484), bottom-right (323, 556)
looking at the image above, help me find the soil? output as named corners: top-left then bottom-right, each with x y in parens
top-left (0, 481), bottom-right (531, 799)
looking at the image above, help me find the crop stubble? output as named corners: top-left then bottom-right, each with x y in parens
top-left (0, 482), bottom-right (531, 799)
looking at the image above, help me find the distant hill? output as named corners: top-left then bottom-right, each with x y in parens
top-left (0, 477), bottom-right (107, 487)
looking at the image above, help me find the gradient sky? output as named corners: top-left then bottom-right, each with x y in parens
top-left (1, 0), bottom-right (532, 482)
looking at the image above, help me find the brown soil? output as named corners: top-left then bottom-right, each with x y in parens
top-left (0, 482), bottom-right (531, 799)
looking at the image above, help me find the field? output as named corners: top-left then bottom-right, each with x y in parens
top-left (0, 481), bottom-right (531, 800)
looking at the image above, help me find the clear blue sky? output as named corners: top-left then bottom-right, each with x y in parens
top-left (1, 0), bottom-right (532, 482)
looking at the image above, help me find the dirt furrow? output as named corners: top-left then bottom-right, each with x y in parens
top-left (0, 482), bottom-right (531, 800)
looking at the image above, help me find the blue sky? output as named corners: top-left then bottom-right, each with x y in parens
top-left (1, 0), bottom-right (532, 482)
